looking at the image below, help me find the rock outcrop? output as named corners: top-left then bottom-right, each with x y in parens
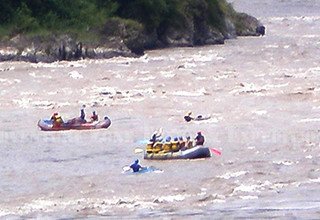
top-left (0, 11), bottom-right (264, 63)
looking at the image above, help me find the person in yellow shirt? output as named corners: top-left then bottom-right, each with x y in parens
top-left (162, 136), bottom-right (172, 153)
top-left (51, 113), bottom-right (64, 128)
top-left (186, 136), bottom-right (193, 149)
top-left (171, 137), bottom-right (180, 152)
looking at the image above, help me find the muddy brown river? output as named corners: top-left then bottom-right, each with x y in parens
top-left (1, 0), bottom-right (320, 218)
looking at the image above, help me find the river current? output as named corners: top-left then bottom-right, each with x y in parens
top-left (1, 0), bottom-right (320, 218)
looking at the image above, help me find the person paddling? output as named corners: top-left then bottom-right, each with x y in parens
top-left (90, 111), bottom-right (98, 122)
top-left (195, 131), bottom-right (205, 146)
top-left (79, 108), bottom-right (86, 123)
top-left (51, 112), bottom-right (64, 128)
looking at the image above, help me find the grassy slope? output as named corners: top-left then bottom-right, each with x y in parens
top-left (0, 0), bottom-right (241, 42)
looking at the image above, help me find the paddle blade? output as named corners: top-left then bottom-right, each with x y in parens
top-left (134, 148), bottom-right (144, 154)
top-left (210, 148), bottom-right (222, 156)
top-left (122, 166), bottom-right (131, 172)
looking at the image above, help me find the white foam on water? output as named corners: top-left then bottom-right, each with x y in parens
top-left (230, 83), bottom-right (265, 94)
top-left (270, 183), bottom-right (289, 190)
top-left (298, 118), bottom-right (320, 123)
top-left (31, 62), bottom-right (65, 68)
top-left (92, 86), bottom-right (118, 95)
top-left (239, 195), bottom-right (259, 200)
top-left (212, 74), bottom-right (230, 81)
top-left (272, 160), bottom-right (297, 166)
top-left (171, 88), bottom-right (208, 97)
top-left (233, 181), bottom-right (272, 194)
top-left (218, 171), bottom-right (248, 180)
top-left (20, 91), bottom-right (36, 96)
top-left (233, 184), bottom-right (260, 193)
top-left (67, 61), bottom-right (87, 68)
top-left (156, 194), bottom-right (189, 203)
top-left (114, 73), bottom-right (123, 79)
top-left (269, 16), bottom-right (320, 22)
top-left (181, 100), bottom-right (193, 106)
top-left (306, 67), bottom-right (320, 75)
top-left (68, 70), bottom-right (83, 79)
top-left (57, 102), bottom-right (71, 107)
top-left (183, 62), bottom-right (197, 68)
top-left (252, 110), bottom-right (268, 115)
top-left (309, 178), bottom-right (320, 183)
top-left (12, 98), bottom-right (32, 108)
top-left (196, 76), bottom-right (207, 80)
top-left (0, 66), bottom-right (15, 71)
top-left (148, 56), bottom-right (165, 61)
top-left (29, 72), bottom-right (52, 79)
top-left (138, 76), bottom-right (156, 81)
top-left (265, 83), bottom-right (289, 89)
top-left (48, 91), bottom-right (58, 95)
top-left (32, 100), bottom-right (54, 107)
top-left (302, 35), bottom-right (318, 38)
top-left (160, 70), bottom-right (175, 78)
top-left (0, 78), bottom-right (21, 85)
top-left (265, 44), bottom-right (279, 48)
top-left (193, 117), bottom-right (220, 124)
top-left (230, 82), bottom-right (289, 95)
top-left (134, 70), bottom-right (150, 75)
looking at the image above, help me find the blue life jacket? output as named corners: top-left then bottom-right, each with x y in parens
top-left (130, 163), bottom-right (142, 172)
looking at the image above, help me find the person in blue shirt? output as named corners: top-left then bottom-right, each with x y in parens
top-left (130, 159), bottom-right (142, 172)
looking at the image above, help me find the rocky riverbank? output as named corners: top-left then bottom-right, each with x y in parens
top-left (0, 12), bottom-right (264, 63)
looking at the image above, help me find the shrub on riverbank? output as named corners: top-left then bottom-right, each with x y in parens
top-left (0, 0), bottom-right (263, 62)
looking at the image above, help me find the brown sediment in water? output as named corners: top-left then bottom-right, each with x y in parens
top-left (1, 0), bottom-right (320, 218)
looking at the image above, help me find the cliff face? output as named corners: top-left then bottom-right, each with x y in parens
top-left (0, 1), bottom-right (265, 63)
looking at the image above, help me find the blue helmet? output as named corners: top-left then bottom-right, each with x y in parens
top-left (135, 159), bottom-right (139, 164)
top-left (174, 137), bottom-right (178, 141)
top-left (165, 136), bottom-right (171, 142)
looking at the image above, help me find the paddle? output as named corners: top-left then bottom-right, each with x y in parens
top-left (134, 148), bottom-right (144, 154)
top-left (209, 148), bottom-right (222, 156)
top-left (122, 165), bottom-right (131, 172)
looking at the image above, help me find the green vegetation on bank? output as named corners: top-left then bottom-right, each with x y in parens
top-left (0, 0), bottom-right (238, 40)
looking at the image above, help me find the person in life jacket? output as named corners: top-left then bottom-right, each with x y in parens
top-left (171, 137), bottom-right (180, 152)
top-left (162, 136), bottom-right (172, 153)
top-left (130, 159), bottom-right (142, 172)
top-left (51, 112), bottom-right (63, 128)
top-left (179, 136), bottom-right (186, 150)
top-left (195, 131), bottom-right (205, 146)
top-left (186, 136), bottom-right (193, 149)
top-left (90, 111), bottom-right (98, 122)
top-left (184, 111), bottom-right (194, 122)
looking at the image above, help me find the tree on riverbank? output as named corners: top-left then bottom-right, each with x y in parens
top-left (0, 0), bottom-right (263, 62)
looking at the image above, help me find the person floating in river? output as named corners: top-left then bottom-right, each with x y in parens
top-left (195, 131), bottom-right (205, 146)
top-left (184, 111), bottom-right (194, 122)
top-left (130, 159), bottom-right (143, 172)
